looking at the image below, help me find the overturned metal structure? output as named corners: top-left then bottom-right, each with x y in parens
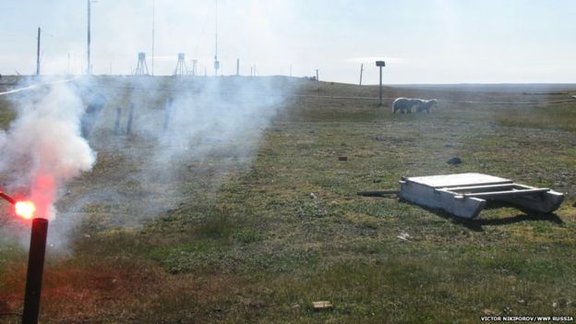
top-left (399, 173), bottom-right (564, 219)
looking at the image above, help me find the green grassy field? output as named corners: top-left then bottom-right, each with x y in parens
top-left (1, 77), bottom-right (575, 323)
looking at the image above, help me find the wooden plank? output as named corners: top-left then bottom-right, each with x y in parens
top-left (499, 190), bottom-right (565, 213)
top-left (400, 180), bottom-right (486, 218)
top-left (312, 301), bottom-right (333, 310)
top-left (462, 188), bottom-right (549, 198)
top-left (406, 173), bottom-right (511, 189)
top-left (443, 183), bottom-right (518, 192)
top-left (399, 173), bottom-right (565, 218)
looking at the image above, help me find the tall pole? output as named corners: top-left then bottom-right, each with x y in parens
top-left (214, 0), bottom-right (219, 76)
top-left (359, 63), bottom-right (364, 86)
top-left (86, 0), bottom-right (91, 75)
top-left (151, 0), bottom-right (155, 75)
top-left (36, 27), bottom-right (41, 76)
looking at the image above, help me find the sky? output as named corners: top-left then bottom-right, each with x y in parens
top-left (1, 0), bottom-right (576, 84)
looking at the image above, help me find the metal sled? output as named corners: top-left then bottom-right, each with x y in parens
top-left (399, 173), bottom-right (564, 218)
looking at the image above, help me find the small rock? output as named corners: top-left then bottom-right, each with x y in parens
top-left (310, 193), bottom-right (318, 199)
top-left (338, 156), bottom-right (348, 161)
top-left (483, 308), bottom-right (497, 316)
top-left (397, 232), bottom-right (411, 241)
top-left (447, 157), bottom-right (462, 165)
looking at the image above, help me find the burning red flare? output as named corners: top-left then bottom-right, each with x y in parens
top-left (15, 200), bottom-right (36, 219)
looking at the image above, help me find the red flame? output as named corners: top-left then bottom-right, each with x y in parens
top-left (15, 200), bottom-right (36, 219)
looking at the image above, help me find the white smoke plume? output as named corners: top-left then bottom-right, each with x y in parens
top-left (0, 82), bottom-right (96, 220)
top-left (78, 76), bottom-right (293, 223)
top-left (1, 75), bottom-right (293, 250)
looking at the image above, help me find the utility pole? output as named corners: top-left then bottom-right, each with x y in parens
top-left (86, 0), bottom-right (91, 74)
top-left (151, 0), bottom-right (155, 75)
top-left (359, 63), bottom-right (364, 86)
top-left (213, 0), bottom-right (220, 76)
top-left (376, 61), bottom-right (386, 106)
top-left (192, 59), bottom-right (197, 76)
top-left (36, 27), bottom-right (41, 76)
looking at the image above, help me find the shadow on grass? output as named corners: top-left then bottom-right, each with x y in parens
top-left (400, 199), bottom-right (565, 232)
top-left (452, 212), bottom-right (564, 232)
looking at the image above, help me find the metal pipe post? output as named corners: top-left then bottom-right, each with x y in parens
top-left (114, 107), bottom-right (122, 135)
top-left (22, 218), bottom-right (49, 324)
top-left (87, 0), bottom-right (91, 74)
top-left (36, 27), bottom-right (41, 76)
top-left (126, 103), bottom-right (135, 135)
top-left (315, 69), bottom-right (319, 92)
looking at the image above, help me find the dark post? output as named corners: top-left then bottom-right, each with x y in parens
top-left (36, 27), bottom-right (41, 76)
top-left (163, 98), bottom-right (173, 132)
top-left (114, 107), bottom-right (122, 135)
top-left (22, 218), bottom-right (49, 324)
top-left (315, 69), bottom-right (319, 92)
top-left (375, 61), bottom-right (385, 106)
top-left (126, 103), bottom-right (135, 135)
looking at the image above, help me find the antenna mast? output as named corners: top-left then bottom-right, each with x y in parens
top-left (36, 27), bottom-right (41, 76)
top-left (86, 0), bottom-right (91, 74)
top-left (213, 0), bottom-right (220, 76)
top-left (151, 0), bottom-right (155, 75)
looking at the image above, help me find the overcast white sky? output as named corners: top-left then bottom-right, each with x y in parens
top-left (1, 0), bottom-right (575, 84)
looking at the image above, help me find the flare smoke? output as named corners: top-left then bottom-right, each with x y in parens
top-left (0, 83), bottom-right (96, 220)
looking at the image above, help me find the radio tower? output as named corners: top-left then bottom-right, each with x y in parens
top-left (174, 53), bottom-right (188, 76)
top-left (134, 52), bottom-right (149, 75)
top-left (213, 0), bottom-right (220, 76)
